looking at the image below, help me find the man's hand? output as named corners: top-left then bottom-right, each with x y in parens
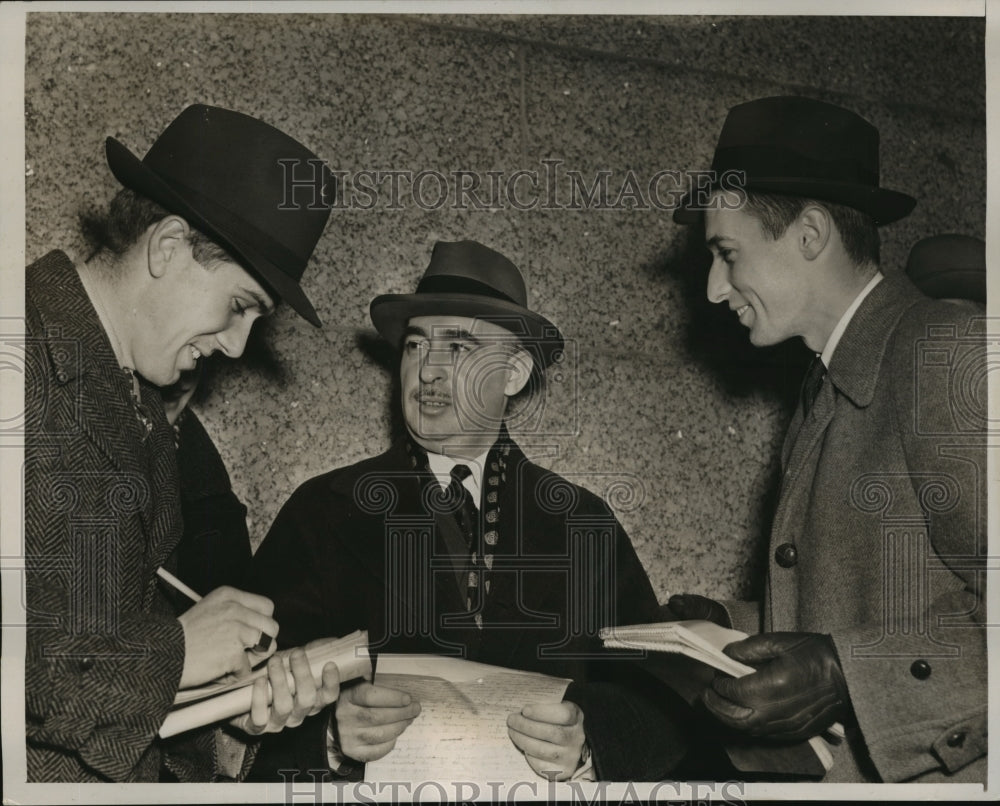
top-left (177, 586), bottom-right (279, 688)
top-left (231, 648), bottom-right (340, 736)
top-left (702, 632), bottom-right (849, 741)
top-left (664, 593), bottom-right (731, 627)
top-left (333, 682), bottom-right (421, 763)
top-left (507, 701), bottom-right (587, 781)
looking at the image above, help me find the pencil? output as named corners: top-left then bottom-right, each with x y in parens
top-left (155, 566), bottom-right (273, 651)
top-left (156, 566), bottom-right (202, 602)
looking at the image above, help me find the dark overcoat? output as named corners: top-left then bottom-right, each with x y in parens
top-left (247, 435), bottom-right (687, 780)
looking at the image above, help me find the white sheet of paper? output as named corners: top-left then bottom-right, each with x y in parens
top-left (365, 654), bottom-right (570, 784)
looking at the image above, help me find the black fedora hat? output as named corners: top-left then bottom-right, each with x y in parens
top-left (370, 240), bottom-right (564, 366)
top-left (673, 96), bottom-right (916, 226)
top-left (106, 104), bottom-right (332, 326)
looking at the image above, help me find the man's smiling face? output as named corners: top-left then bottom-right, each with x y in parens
top-left (704, 203), bottom-right (809, 348)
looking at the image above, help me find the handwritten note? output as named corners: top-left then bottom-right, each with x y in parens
top-left (365, 655), bottom-right (570, 783)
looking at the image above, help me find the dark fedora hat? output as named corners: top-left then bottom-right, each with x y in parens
top-left (905, 234), bottom-right (986, 304)
top-left (673, 96), bottom-right (916, 226)
top-left (106, 104), bottom-right (332, 326)
top-left (370, 240), bottom-right (564, 366)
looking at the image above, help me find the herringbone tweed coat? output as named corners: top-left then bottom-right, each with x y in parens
top-left (24, 251), bottom-right (200, 781)
top-left (725, 276), bottom-right (987, 783)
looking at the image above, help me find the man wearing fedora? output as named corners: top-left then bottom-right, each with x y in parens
top-left (245, 240), bottom-right (686, 782)
top-left (25, 105), bottom-right (341, 782)
top-left (670, 96), bottom-right (987, 783)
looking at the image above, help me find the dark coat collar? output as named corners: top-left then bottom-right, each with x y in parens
top-left (321, 431), bottom-right (550, 665)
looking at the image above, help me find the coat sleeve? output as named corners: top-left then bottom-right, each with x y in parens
top-left (564, 497), bottom-right (690, 780)
top-left (172, 410), bottom-right (252, 595)
top-left (243, 477), bottom-right (355, 780)
top-left (245, 477), bottom-right (355, 648)
top-left (829, 300), bottom-right (987, 782)
top-left (24, 327), bottom-right (185, 781)
top-left (721, 599), bottom-right (762, 635)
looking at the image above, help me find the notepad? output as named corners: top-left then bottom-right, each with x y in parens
top-left (159, 630), bottom-right (372, 738)
top-left (600, 620), bottom-right (843, 774)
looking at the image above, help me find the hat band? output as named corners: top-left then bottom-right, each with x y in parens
top-left (149, 170), bottom-right (313, 276)
top-left (712, 145), bottom-right (879, 187)
top-left (415, 274), bottom-right (521, 306)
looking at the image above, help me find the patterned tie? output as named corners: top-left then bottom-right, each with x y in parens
top-left (447, 464), bottom-right (483, 618)
top-left (447, 464), bottom-right (477, 551)
top-left (801, 355), bottom-right (827, 417)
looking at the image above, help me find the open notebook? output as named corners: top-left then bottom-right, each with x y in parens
top-left (600, 620), bottom-right (843, 776)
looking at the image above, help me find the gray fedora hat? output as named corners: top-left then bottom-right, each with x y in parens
top-left (370, 240), bottom-right (564, 366)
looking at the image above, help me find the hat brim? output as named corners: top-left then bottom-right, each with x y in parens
top-left (106, 137), bottom-right (322, 327)
top-left (370, 293), bottom-right (565, 367)
top-left (672, 177), bottom-right (916, 226)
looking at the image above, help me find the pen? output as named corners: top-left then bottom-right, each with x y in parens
top-left (156, 566), bottom-right (273, 652)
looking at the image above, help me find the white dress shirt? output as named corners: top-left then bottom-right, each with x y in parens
top-left (426, 449), bottom-right (489, 509)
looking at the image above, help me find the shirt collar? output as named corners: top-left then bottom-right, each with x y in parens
top-left (426, 449), bottom-right (489, 507)
top-left (819, 272), bottom-right (883, 367)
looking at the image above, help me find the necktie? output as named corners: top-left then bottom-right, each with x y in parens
top-left (446, 464), bottom-right (484, 618)
top-left (801, 355), bottom-right (827, 417)
top-left (447, 464), bottom-right (477, 551)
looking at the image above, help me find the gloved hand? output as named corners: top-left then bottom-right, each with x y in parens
top-left (664, 593), bottom-right (731, 627)
top-left (702, 632), bottom-right (849, 742)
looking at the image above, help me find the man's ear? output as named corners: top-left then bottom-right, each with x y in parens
top-left (797, 205), bottom-right (831, 261)
top-left (504, 346), bottom-right (534, 396)
top-left (146, 216), bottom-right (191, 278)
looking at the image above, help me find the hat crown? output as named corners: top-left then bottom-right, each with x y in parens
top-left (419, 240), bottom-right (528, 308)
top-left (141, 105), bottom-right (331, 264)
top-left (368, 240), bottom-right (565, 366)
top-left (106, 104), bottom-right (332, 325)
top-left (673, 94), bottom-right (916, 226)
top-left (712, 96), bottom-right (880, 185)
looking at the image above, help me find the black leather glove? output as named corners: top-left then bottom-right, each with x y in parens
top-left (664, 594), bottom-right (731, 628)
top-left (702, 632), bottom-right (849, 742)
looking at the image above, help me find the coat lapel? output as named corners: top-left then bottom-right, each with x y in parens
top-left (767, 277), bottom-right (926, 631)
top-left (30, 253), bottom-right (182, 587)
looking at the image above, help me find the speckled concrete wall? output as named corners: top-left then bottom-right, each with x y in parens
top-left (24, 13), bottom-right (985, 604)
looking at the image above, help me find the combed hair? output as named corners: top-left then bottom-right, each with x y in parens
top-left (79, 187), bottom-right (233, 268)
top-left (742, 191), bottom-right (880, 268)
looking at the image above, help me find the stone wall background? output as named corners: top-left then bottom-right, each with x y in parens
top-left (24, 13), bottom-right (986, 603)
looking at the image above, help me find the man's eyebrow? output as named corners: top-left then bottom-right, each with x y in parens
top-left (244, 288), bottom-right (275, 316)
top-left (435, 327), bottom-right (481, 343)
top-left (402, 325), bottom-right (483, 344)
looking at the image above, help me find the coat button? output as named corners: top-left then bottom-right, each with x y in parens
top-left (946, 731), bottom-right (966, 748)
top-left (55, 370), bottom-right (69, 384)
top-left (910, 659), bottom-right (931, 679)
top-left (79, 657), bottom-right (94, 671)
top-left (774, 543), bottom-right (798, 568)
